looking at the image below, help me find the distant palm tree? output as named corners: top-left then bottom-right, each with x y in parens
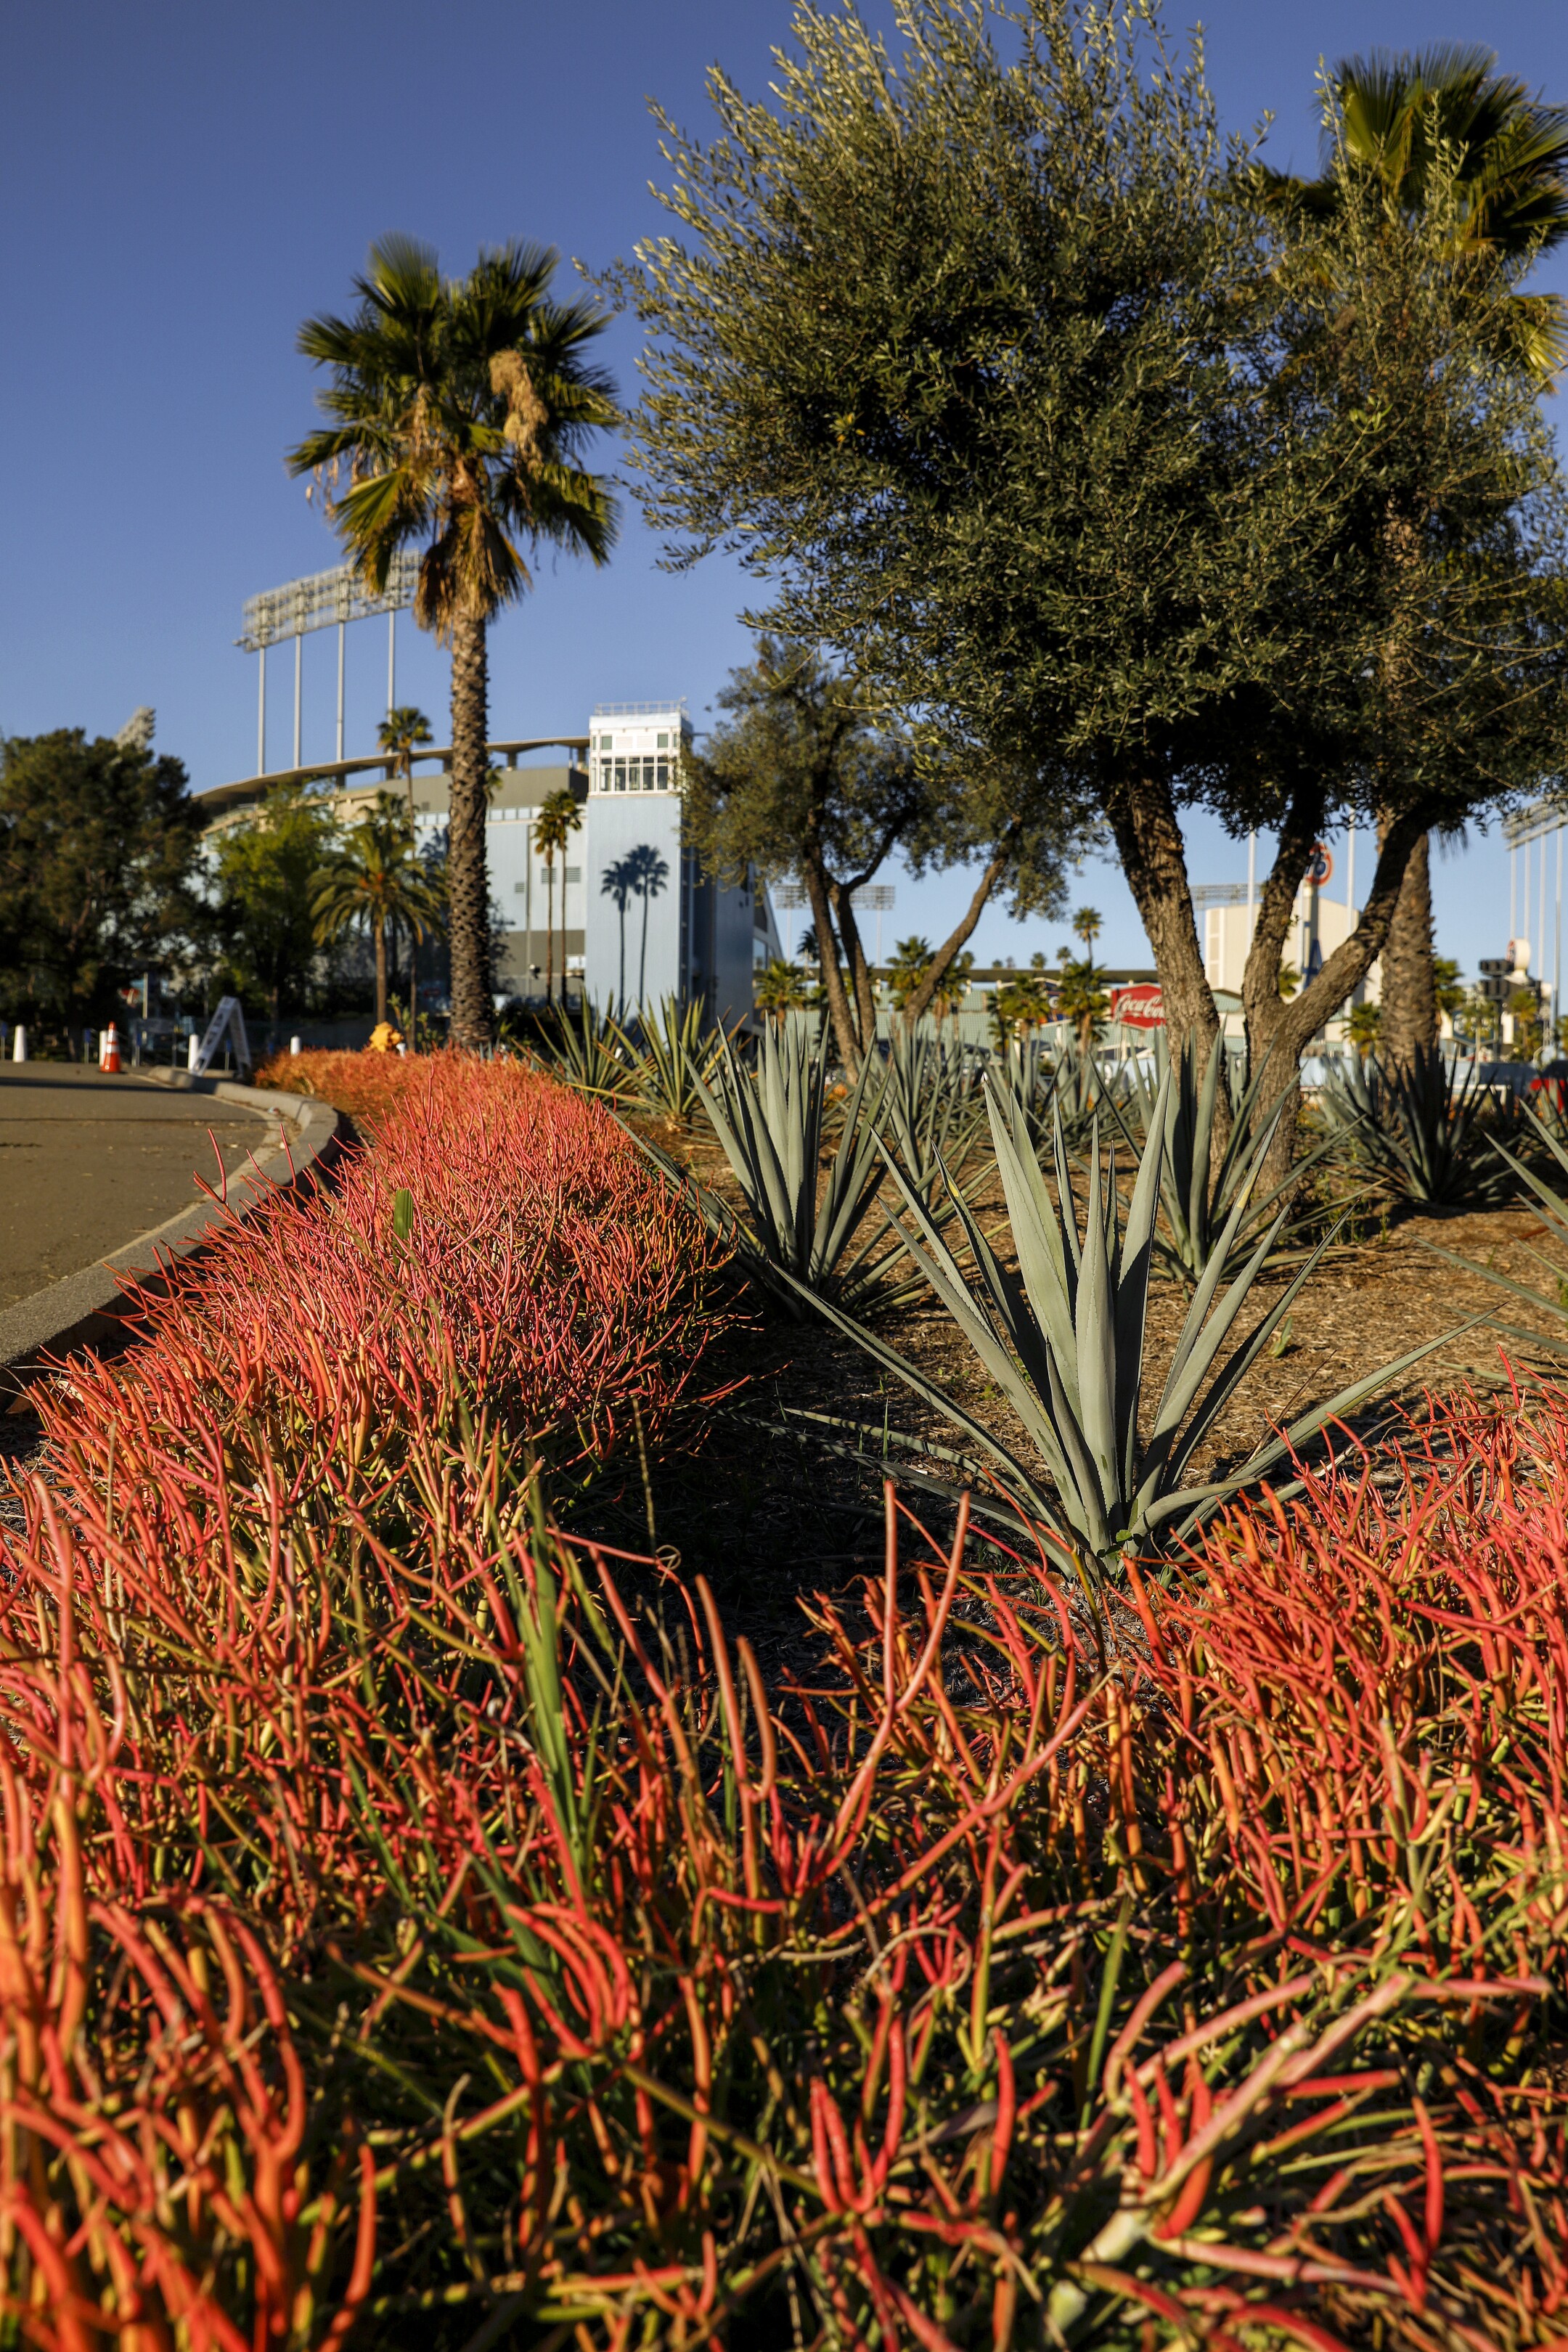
top-left (754, 957), bottom-right (807, 1027)
top-left (289, 237), bottom-right (617, 1050)
top-left (886, 934), bottom-right (934, 1013)
top-left (533, 786), bottom-right (582, 1007)
top-left (377, 706), bottom-right (433, 814)
top-left (312, 792), bottom-right (444, 1026)
top-left (1071, 906), bottom-right (1103, 957)
top-left (376, 708), bottom-right (433, 1026)
top-left (932, 947), bottom-right (976, 1040)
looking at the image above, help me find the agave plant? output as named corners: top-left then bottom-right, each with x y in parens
top-left (611, 995), bottom-right (724, 1124)
top-left (999, 1032), bottom-right (1115, 1152)
top-left (876, 1026), bottom-right (986, 1204)
top-left (538, 994), bottom-right (634, 1099)
top-left (631, 1021), bottom-right (920, 1319)
top-left (1317, 1047), bottom-right (1516, 1208)
top-left (1114, 1034), bottom-right (1344, 1286)
top-left (796, 1072), bottom-right (1451, 1584)
top-left (1423, 1100), bottom-right (1568, 1355)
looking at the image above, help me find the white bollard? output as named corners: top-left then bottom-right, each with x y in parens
top-left (12, 1026), bottom-right (26, 1063)
top-left (290, 1035), bottom-right (302, 1056)
top-left (187, 1032), bottom-right (200, 1072)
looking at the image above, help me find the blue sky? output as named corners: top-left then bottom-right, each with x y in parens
top-left (4, 0), bottom-right (1567, 982)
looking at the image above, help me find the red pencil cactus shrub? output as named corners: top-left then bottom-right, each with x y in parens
top-left (252, 1045), bottom-right (425, 1127)
top-left (1, 1043), bottom-right (1566, 2345)
top-left (51, 1056), bottom-right (728, 1506)
top-left (2, 1355), bottom-right (1568, 2343)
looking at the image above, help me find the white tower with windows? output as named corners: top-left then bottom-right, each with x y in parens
top-left (584, 703), bottom-right (760, 1023)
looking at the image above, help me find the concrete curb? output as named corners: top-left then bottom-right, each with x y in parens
top-left (0, 1076), bottom-right (347, 1402)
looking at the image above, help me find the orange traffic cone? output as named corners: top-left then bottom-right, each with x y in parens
top-left (99, 1024), bottom-right (121, 1074)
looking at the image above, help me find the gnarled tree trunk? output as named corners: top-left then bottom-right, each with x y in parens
top-left (1102, 769), bottom-right (1224, 1088)
top-left (1375, 826), bottom-right (1437, 1067)
top-left (448, 611), bottom-right (494, 1050)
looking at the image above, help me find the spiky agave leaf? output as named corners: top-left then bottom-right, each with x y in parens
top-left (1114, 1033), bottom-right (1347, 1285)
top-left (1421, 1098), bottom-right (1568, 1354)
top-left (611, 995), bottom-right (724, 1123)
top-left (1318, 1046), bottom-right (1516, 1208)
top-left (791, 1071), bottom-right (1465, 1579)
top-left (626, 1023), bottom-right (925, 1319)
top-left (542, 993), bottom-right (634, 1098)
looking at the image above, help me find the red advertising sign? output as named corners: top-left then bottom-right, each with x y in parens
top-left (1111, 983), bottom-right (1164, 1029)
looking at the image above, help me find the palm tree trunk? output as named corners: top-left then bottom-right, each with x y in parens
top-left (374, 914), bottom-right (387, 1027)
top-left (1376, 826), bottom-right (1437, 1068)
top-left (546, 867), bottom-right (555, 1006)
top-left (447, 611), bottom-right (494, 1050)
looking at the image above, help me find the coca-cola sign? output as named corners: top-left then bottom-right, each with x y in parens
top-left (1110, 983), bottom-right (1164, 1029)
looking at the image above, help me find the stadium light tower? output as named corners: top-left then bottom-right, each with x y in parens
top-left (237, 553), bottom-right (420, 775)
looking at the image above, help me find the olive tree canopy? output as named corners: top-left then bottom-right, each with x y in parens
top-left (615, 0), bottom-right (1568, 1106)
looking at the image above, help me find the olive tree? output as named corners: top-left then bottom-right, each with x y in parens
top-left (686, 639), bottom-right (1087, 1071)
top-left (615, 0), bottom-right (1568, 1132)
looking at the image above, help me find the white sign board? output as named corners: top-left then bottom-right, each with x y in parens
top-left (192, 995), bottom-right (252, 1077)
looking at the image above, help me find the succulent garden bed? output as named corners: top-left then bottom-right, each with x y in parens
top-left (1, 1045), bottom-right (1564, 2348)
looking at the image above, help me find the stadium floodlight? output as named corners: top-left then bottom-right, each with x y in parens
top-left (237, 553), bottom-right (421, 775)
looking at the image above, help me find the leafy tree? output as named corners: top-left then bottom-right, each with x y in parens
top-left (533, 785), bottom-right (582, 1006)
top-left (211, 783), bottom-right (340, 1020)
top-left (1264, 46), bottom-right (1568, 1065)
top-left (684, 640), bottom-right (1078, 1073)
top-left (618, 0), bottom-right (1568, 1151)
top-left (311, 792), bottom-right (444, 1026)
top-left (0, 728), bottom-right (202, 1037)
top-left (290, 237), bottom-right (617, 1050)
top-left (1510, 984), bottom-right (1545, 1061)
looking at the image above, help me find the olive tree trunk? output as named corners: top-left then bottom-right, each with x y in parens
top-left (1375, 826), bottom-right (1437, 1067)
top-left (448, 611), bottom-right (495, 1050)
top-left (898, 825), bottom-right (1021, 1032)
top-left (1102, 771), bottom-right (1225, 1117)
top-left (802, 860), bottom-right (864, 1075)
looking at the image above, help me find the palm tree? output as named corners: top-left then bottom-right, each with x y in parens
top-left (886, 934), bottom-right (934, 1013)
top-left (1267, 50), bottom-right (1568, 1063)
top-left (312, 793), bottom-right (444, 1027)
top-left (1071, 905), bottom-right (1103, 957)
top-left (931, 947), bottom-right (975, 1040)
top-left (532, 785), bottom-right (582, 1008)
top-left (289, 237), bottom-right (617, 1050)
top-left (377, 706), bottom-right (433, 814)
top-left (754, 957), bottom-right (807, 1027)
top-left (376, 708), bottom-right (432, 1026)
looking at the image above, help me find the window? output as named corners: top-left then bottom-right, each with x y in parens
top-left (656, 759), bottom-right (669, 789)
top-left (656, 732), bottom-right (669, 749)
top-left (565, 866), bottom-right (581, 886)
top-left (514, 881), bottom-right (526, 894)
top-left (614, 759), bottom-right (627, 792)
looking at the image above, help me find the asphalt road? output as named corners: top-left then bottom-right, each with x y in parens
top-left (0, 1066), bottom-right (271, 1312)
